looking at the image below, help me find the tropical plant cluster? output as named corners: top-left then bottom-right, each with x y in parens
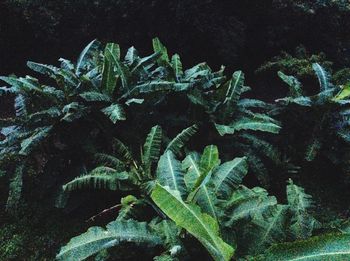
top-left (1, 38), bottom-right (350, 260)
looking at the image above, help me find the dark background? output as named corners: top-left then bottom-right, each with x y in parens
top-left (1, 0), bottom-right (350, 76)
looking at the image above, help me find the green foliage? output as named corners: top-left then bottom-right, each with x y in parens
top-left (260, 233), bottom-right (350, 261)
top-left (57, 219), bottom-right (162, 261)
top-left (59, 144), bottom-right (323, 260)
top-left (151, 184), bottom-right (234, 261)
top-left (2, 38), bottom-right (350, 261)
top-left (257, 46), bottom-right (333, 79)
top-left (275, 62), bottom-right (350, 173)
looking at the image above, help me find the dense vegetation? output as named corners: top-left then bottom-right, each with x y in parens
top-left (2, 1), bottom-right (350, 260)
top-left (1, 36), bottom-right (350, 260)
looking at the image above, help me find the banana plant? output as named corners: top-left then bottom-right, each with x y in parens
top-left (58, 144), bottom-right (320, 260)
top-left (274, 63), bottom-right (350, 175)
top-left (145, 38), bottom-right (282, 185)
top-left (0, 38), bottom-right (195, 213)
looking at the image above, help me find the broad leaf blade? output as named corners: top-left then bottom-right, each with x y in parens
top-left (166, 124), bottom-right (198, 156)
top-left (101, 43), bottom-right (120, 95)
top-left (151, 184), bottom-right (235, 261)
top-left (143, 125), bottom-right (163, 170)
top-left (156, 151), bottom-right (186, 197)
top-left (261, 233), bottom-right (350, 261)
top-left (57, 219), bottom-right (161, 261)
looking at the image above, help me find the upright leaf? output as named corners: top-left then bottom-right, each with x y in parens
top-left (152, 37), bottom-right (170, 67)
top-left (156, 151), bottom-right (186, 197)
top-left (287, 180), bottom-right (319, 239)
top-left (151, 184), bottom-right (235, 261)
top-left (76, 39), bottom-right (100, 76)
top-left (143, 125), bottom-right (163, 170)
top-left (105, 44), bottom-right (130, 91)
top-left (101, 43), bottom-right (120, 95)
top-left (211, 157), bottom-right (248, 199)
top-left (312, 63), bottom-right (332, 92)
top-left (171, 54), bottom-right (183, 79)
top-left (200, 145), bottom-right (220, 173)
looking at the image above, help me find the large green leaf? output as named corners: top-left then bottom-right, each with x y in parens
top-left (27, 61), bottom-right (59, 78)
top-left (182, 152), bottom-right (218, 218)
top-left (242, 205), bottom-right (288, 255)
top-left (261, 233), bottom-right (350, 261)
top-left (222, 186), bottom-right (277, 227)
top-left (152, 37), bottom-right (170, 67)
top-left (76, 39), bottom-right (100, 76)
top-left (224, 71), bottom-right (245, 105)
top-left (200, 145), bottom-right (220, 174)
top-left (171, 54), bottom-right (183, 79)
top-left (105, 43), bottom-right (130, 91)
top-left (156, 151), bottom-right (186, 197)
top-left (62, 170), bottom-right (129, 192)
top-left (287, 180), bottom-right (319, 240)
top-left (151, 184), bottom-right (235, 261)
top-left (165, 124), bottom-right (198, 156)
top-left (101, 43), bottom-right (120, 95)
top-left (57, 219), bottom-right (162, 261)
top-left (112, 138), bottom-right (133, 163)
top-left (143, 125), bottom-right (163, 171)
top-left (211, 157), bottom-right (248, 199)
top-left (215, 117), bottom-right (281, 136)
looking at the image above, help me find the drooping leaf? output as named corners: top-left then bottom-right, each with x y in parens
top-left (57, 219), bottom-right (162, 261)
top-left (165, 124), bottom-right (198, 156)
top-left (27, 61), bottom-right (59, 78)
top-left (151, 184), bottom-right (235, 261)
top-left (261, 233), bottom-right (350, 261)
top-left (62, 171), bottom-right (129, 192)
top-left (112, 138), bottom-right (133, 163)
top-left (215, 117), bottom-right (281, 136)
